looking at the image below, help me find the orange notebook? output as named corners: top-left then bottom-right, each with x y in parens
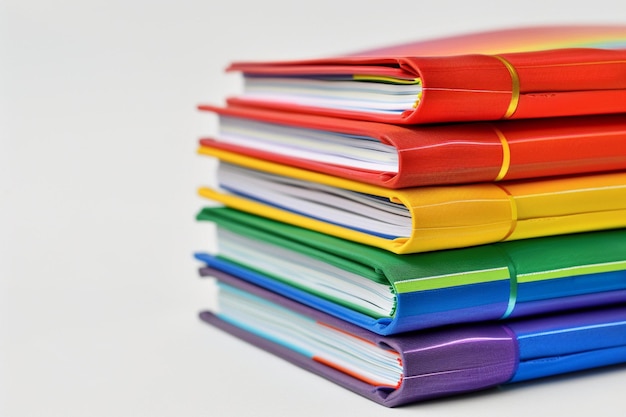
top-left (199, 104), bottom-right (626, 188)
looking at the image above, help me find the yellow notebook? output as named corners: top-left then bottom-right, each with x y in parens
top-left (198, 147), bottom-right (626, 254)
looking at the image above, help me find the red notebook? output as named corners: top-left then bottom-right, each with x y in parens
top-left (198, 104), bottom-right (626, 188)
top-left (223, 26), bottom-right (626, 124)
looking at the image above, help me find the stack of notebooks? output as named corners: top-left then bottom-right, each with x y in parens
top-left (194, 26), bottom-right (626, 407)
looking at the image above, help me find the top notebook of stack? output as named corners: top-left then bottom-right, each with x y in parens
top-left (215, 25), bottom-right (626, 125)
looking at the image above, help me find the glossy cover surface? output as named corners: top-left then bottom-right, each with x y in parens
top-left (225, 26), bottom-right (626, 124)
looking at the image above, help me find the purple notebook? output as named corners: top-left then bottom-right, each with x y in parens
top-left (199, 267), bottom-right (626, 407)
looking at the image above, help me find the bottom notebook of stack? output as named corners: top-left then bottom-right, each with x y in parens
top-left (200, 267), bottom-right (626, 407)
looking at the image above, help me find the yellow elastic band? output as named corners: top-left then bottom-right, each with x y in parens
top-left (494, 184), bottom-right (519, 242)
top-left (493, 127), bottom-right (511, 181)
top-left (493, 55), bottom-right (520, 119)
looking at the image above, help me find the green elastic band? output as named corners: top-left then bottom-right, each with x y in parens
top-left (495, 245), bottom-right (518, 320)
top-left (500, 271), bottom-right (518, 319)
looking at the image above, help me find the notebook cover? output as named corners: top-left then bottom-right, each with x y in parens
top-left (199, 105), bottom-right (626, 188)
top-left (198, 147), bottom-right (626, 254)
top-left (196, 206), bottom-right (626, 334)
top-left (199, 268), bottom-right (626, 407)
top-left (224, 26), bottom-right (626, 124)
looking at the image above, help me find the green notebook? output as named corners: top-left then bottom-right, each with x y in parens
top-left (195, 207), bottom-right (626, 335)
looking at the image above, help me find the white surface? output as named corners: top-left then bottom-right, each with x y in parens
top-left (1, 1), bottom-right (625, 416)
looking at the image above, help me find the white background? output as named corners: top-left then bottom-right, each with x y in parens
top-left (1, 1), bottom-right (625, 416)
